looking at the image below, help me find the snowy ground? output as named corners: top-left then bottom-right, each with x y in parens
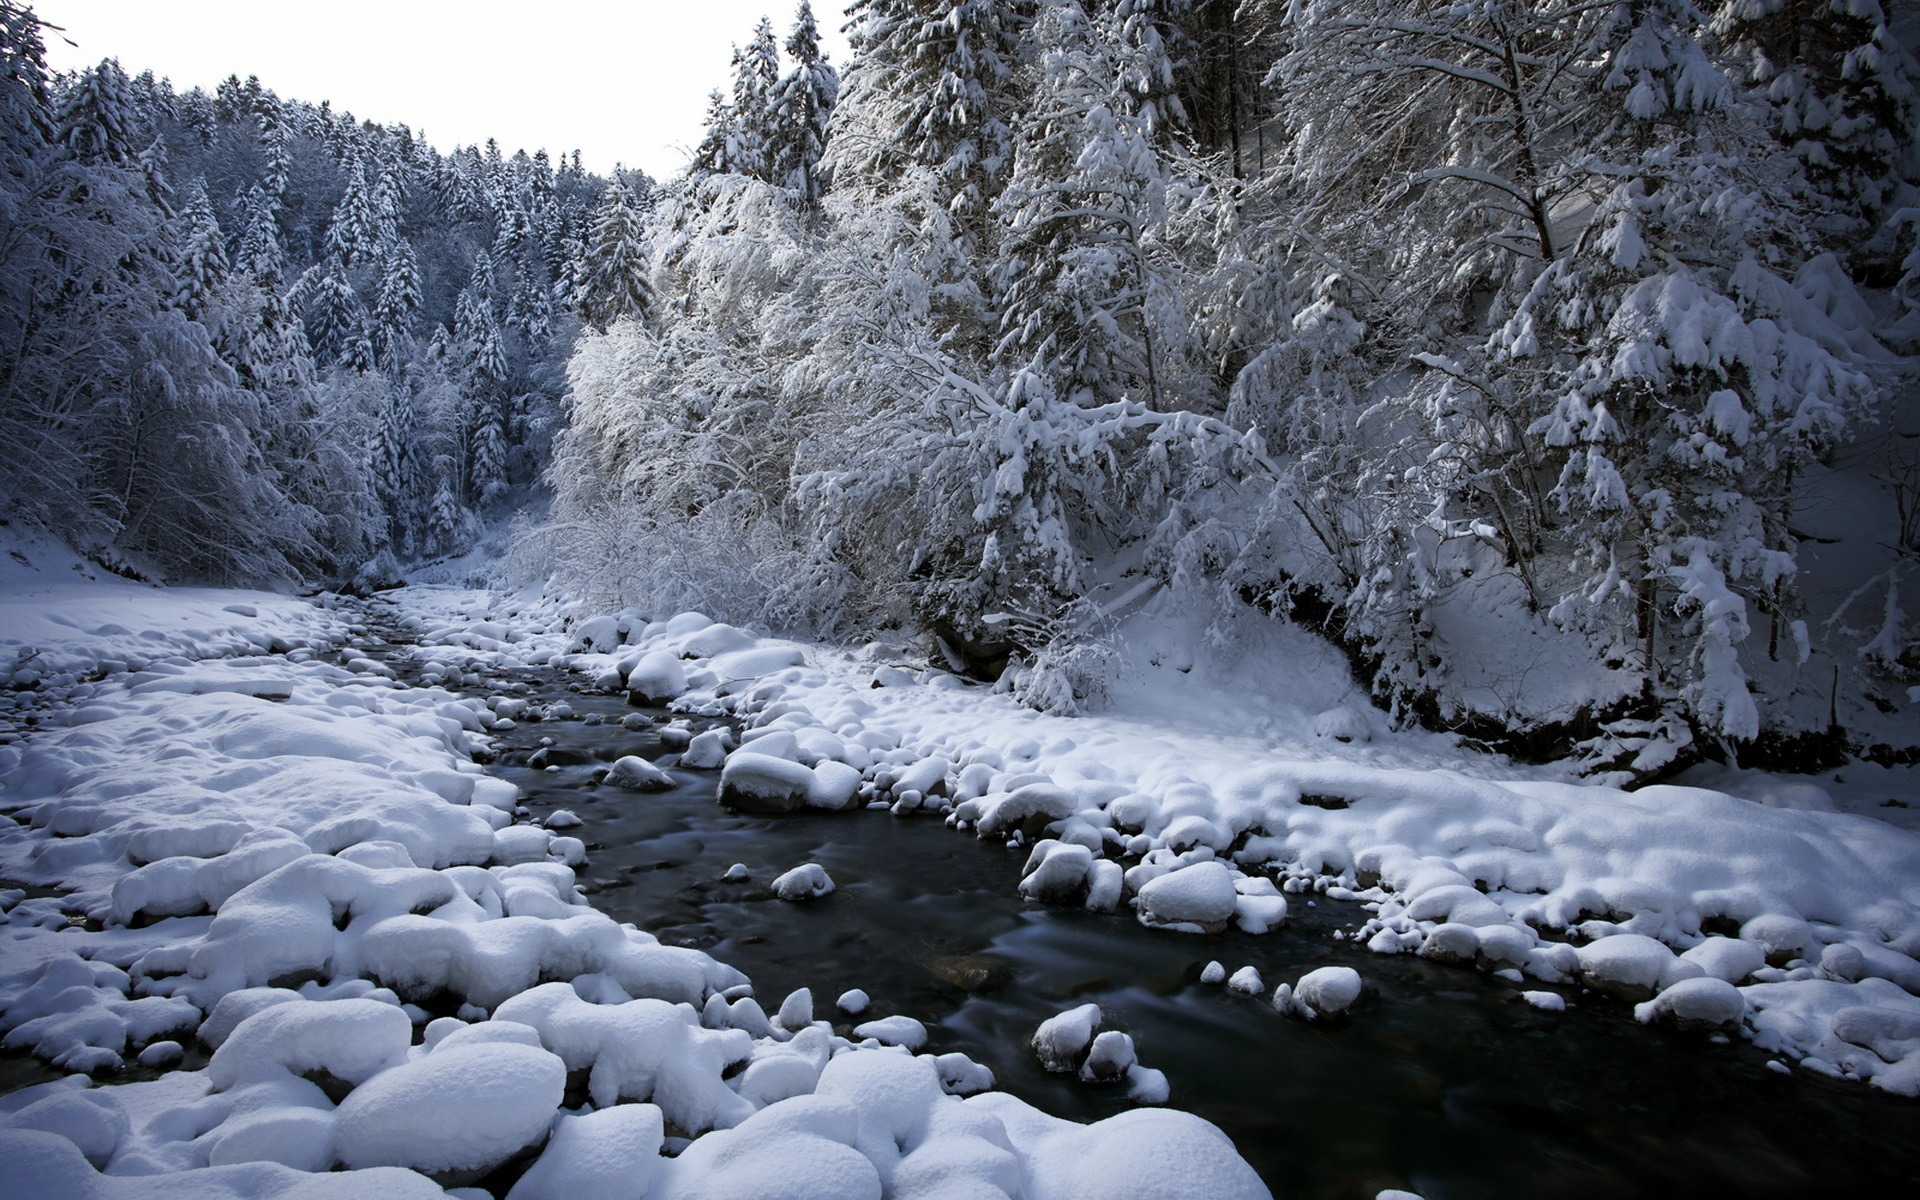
top-left (393, 583), bottom-right (1920, 1103)
top-left (0, 553), bottom-right (1270, 1198)
top-left (3, 558), bottom-right (1918, 1198)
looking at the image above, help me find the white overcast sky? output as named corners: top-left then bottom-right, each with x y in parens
top-left (35, 1), bottom-right (851, 182)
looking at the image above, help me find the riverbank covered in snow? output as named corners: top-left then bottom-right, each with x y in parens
top-left (390, 584), bottom-right (1920, 1102)
top-left (0, 559), bottom-right (1271, 1198)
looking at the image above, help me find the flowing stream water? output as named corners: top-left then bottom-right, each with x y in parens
top-left (469, 653), bottom-right (1920, 1200)
top-left (4, 622), bottom-right (1916, 1199)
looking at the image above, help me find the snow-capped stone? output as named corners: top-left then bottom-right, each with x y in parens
top-left (603, 755), bottom-right (674, 792)
top-left (1293, 966), bottom-right (1363, 1018)
top-left (1741, 913), bottom-right (1816, 962)
top-left (776, 988), bottom-right (813, 1032)
top-left (1635, 977), bottom-right (1746, 1030)
top-left (335, 1043), bottom-right (566, 1174)
top-left (721, 863), bottom-right (751, 882)
top-left (1032, 1003), bottom-right (1102, 1072)
top-left (504, 1104), bottom-right (663, 1200)
top-left (1419, 922), bottom-right (1480, 965)
top-left (772, 863), bottom-right (834, 901)
top-left (720, 752), bottom-right (815, 813)
top-left (853, 1015), bottom-right (927, 1049)
top-left (624, 652), bottom-right (686, 705)
top-left (1200, 961), bottom-right (1227, 985)
top-left (1575, 934), bottom-right (1676, 998)
top-left (1680, 936), bottom-right (1767, 984)
top-left (1135, 861), bottom-right (1239, 934)
top-left (1080, 1031), bottom-right (1137, 1084)
top-left (680, 728), bottom-right (731, 770)
top-left (1522, 991), bottom-right (1567, 1012)
top-left (806, 760), bottom-right (864, 811)
top-left (837, 989), bottom-right (870, 1015)
top-left (1020, 840), bottom-right (1096, 904)
top-left (1227, 966), bottom-right (1265, 995)
top-left (542, 810), bottom-right (582, 830)
top-left (1231, 875), bottom-right (1288, 934)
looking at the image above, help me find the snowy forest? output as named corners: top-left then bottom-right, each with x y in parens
top-left (5, 1), bottom-right (1919, 768)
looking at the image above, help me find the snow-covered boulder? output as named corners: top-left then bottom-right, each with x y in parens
top-left (1576, 933), bottom-right (1681, 999)
top-left (624, 651), bottom-right (686, 705)
top-left (1080, 1030), bottom-right (1136, 1084)
top-left (1032, 1003), bottom-right (1102, 1072)
top-left (1635, 977), bottom-right (1746, 1031)
top-left (679, 728), bottom-right (731, 770)
top-left (603, 755), bottom-right (674, 792)
top-left (1135, 861), bottom-right (1238, 934)
top-left (1020, 840), bottom-right (1096, 905)
top-left (720, 752), bottom-right (815, 813)
top-left (1279, 966), bottom-right (1363, 1020)
top-left (772, 863), bottom-right (835, 901)
top-left (505, 1104), bottom-right (664, 1200)
top-left (335, 1043), bottom-right (565, 1176)
top-left (853, 1015), bottom-right (927, 1050)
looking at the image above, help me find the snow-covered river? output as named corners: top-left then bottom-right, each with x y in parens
top-left (465, 645), bottom-right (1920, 1199)
top-left (4, 579), bottom-right (1917, 1199)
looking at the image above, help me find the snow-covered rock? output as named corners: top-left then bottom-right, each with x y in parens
top-left (335, 1042), bottom-right (565, 1175)
top-left (1032, 1004), bottom-right (1102, 1073)
top-left (603, 755), bottom-right (675, 791)
top-left (1135, 861), bottom-right (1238, 934)
top-left (772, 863), bottom-right (835, 901)
top-left (720, 752), bottom-right (816, 813)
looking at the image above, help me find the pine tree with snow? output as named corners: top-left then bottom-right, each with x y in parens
top-left (372, 237), bottom-right (421, 368)
top-left (573, 178), bottom-right (650, 330)
top-left (171, 179), bottom-right (230, 317)
top-left (692, 89), bottom-right (736, 177)
top-left (772, 2), bottom-right (839, 207)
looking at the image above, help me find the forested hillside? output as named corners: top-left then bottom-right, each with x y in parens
top-left (5, 0), bottom-right (1918, 767)
top-left (0, 2), bottom-right (618, 584)
top-left (535, 0), bottom-right (1920, 769)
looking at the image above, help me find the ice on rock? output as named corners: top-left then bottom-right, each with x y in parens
top-left (773, 863), bottom-right (836, 901)
top-left (1635, 977), bottom-right (1746, 1030)
top-left (1135, 860), bottom-right (1238, 934)
top-left (1080, 1030), bottom-right (1137, 1083)
top-left (335, 1042), bottom-right (565, 1175)
top-left (680, 728), bottom-right (731, 770)
top-left (506, 1103), bottom-right (665, 1200)
top-left (1032, 1003), bottom-right (1102, 1072)
top-left (721, 752), bottom-right (817, 813)
top-left (1227, 966), bottom-right (1265, 996)
top-left (838, 988), bottom-right (871, 1015)
top-left (625, 651), bottom-right (688, 705)
top-left (604, 755), bottom-right (675, 792)
top-left (854, 1015), bottom-right (928, 1050)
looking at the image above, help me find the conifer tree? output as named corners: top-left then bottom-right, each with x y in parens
top-left (773, 1), bottom-right (839, 208)
top-left (573, 178), bottom-right (650, 330)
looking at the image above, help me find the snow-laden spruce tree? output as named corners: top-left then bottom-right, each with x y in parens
top-left (573, 177), bottom-right (650, 331)
top-left (772, 1), bottom-right (839, 210)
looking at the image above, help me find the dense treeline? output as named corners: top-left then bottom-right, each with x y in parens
top-left (0, 2), bottom-right (614, 583)
top-left (537, 0), bottom-right (1919, 761)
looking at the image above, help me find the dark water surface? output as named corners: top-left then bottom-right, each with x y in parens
top-left (475, 667), bottom-right (1920, 1200)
